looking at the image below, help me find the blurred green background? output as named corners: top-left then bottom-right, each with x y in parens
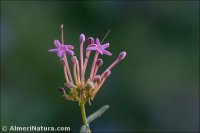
top-left (1, 1), bottom-right (199, 132)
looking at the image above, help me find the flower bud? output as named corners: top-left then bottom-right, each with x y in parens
top-left (60, 58), bottom-right (65, 65)
top-left (118, 51), bottom-right (126, 61)
top-left (87, 37), bottom-right (94, 45)
top-left (71, 56), bottom-right (78, 64)
top-left (85, 81), bottom-right (94, 90)
top-left (96, 59), bottom-right (103, 67)
top-left (80, 34), bottom-right (85, 43)
top-left (64, 82), bottom-right (76, 88)
top-left (59, 87), bottom-right (65, 93)
top-left (60, 24), bottom-right (64, 30)
top-left (94, 75), bottom-right (101, 84)
top-left (103, 70), bottom-right (111, 78)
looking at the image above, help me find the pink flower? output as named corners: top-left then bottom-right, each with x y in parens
top-left (49, 25), bottom-right (126, 102)
top-left (49, 40), bottom-right (74, 58)
top-left (87, 38), bottom-right (112, 56)
top-left (49, 25), bottom-right (127, 132)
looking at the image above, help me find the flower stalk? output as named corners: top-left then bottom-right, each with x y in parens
top-left (80, 101), bottom-right (88, 126)
top-left (89, 52), bottom-right (99, 80)
top-left (60, 24), bottom-right (74, 84)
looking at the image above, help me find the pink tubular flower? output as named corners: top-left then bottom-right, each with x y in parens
top-left (49, 25), bottom-right (126, 103)
top-left (49, 26), bottom-right (126, 132)
top-left (87, 38), bottom-right (112, 56)
top-left (49, 40), bottom-right (74, 58)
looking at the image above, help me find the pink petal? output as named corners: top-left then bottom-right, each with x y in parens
top-left (54, 40), bottom-right (61, 47)
top-left (102, 49), bottom-right (112, 56)
top-left (65, 45), bottom-right (74, 49)
top-left (96, 38), bottom-right (101, 46)
top-left (101, 43), bottom-right (109, 49)
top-left (57, 50), bottom-right (63, 58)
top-left (87, 46), bottom-right (97, 51)
top-left (49, 48), bottom-right (58, 53)
top-left (98, 50), bottom-right (103, 55)
top-left (66, 49), bottom-right (74, 56)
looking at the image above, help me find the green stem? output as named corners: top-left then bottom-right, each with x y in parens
top-left (80, 102), bottom-right (88, 126)
top-left (80, 101), bottom-right (91, 133)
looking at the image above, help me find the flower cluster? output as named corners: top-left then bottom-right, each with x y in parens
top-left (49, 25), bottom-right (126, 105)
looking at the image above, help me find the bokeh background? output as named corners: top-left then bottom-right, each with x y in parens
top-left (1, 1), bottom-right (199, 132)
